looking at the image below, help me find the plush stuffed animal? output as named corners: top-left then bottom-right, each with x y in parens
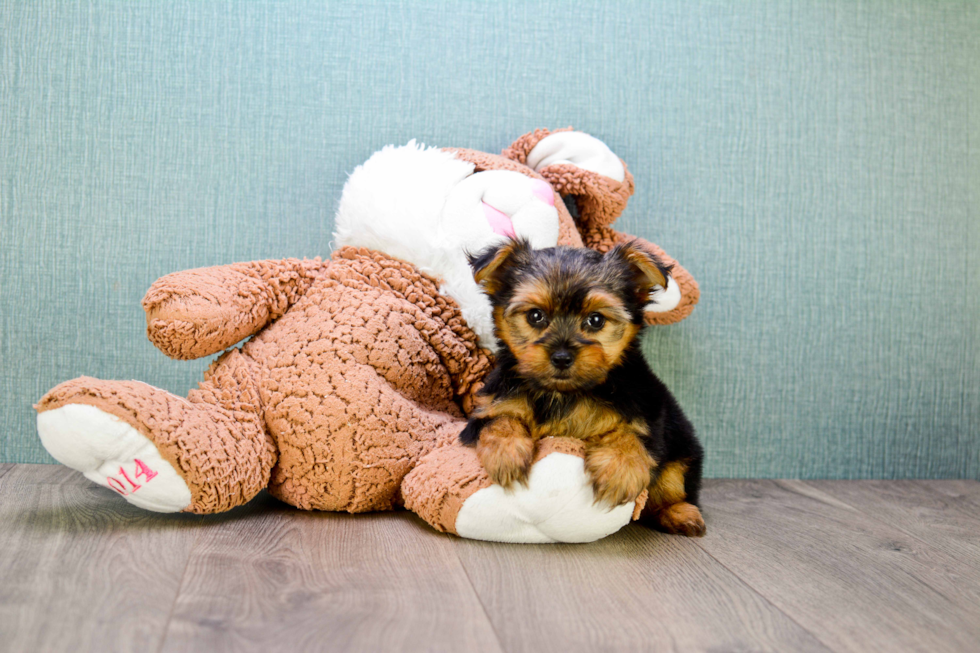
top-left (35, 128), bottom-right (699, 543)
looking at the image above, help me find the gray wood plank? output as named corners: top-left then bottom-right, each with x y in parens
top-left (5, 467), bottom-right (979, 653)
top-left (159, 494), bottom-right (503, 653)
top-left (808, 480), bottom-right (980, 570)
top-left (696, 480), bottom-right (980, 653)
top-left (0, 477), bottom-right (205, 652)
top-left (923, 479), bottom-right (980, 509)
top-left (454, 521), bottom-right (831, 653)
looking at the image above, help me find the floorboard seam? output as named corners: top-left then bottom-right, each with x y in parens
top-left (690, 538), bottom-right (835, 652)
top-left (448, 540), bottom-right (508, 653)
top-left (794, 480), bottom-right (980, 610)
top-left (788, 481), bottom-right (980, 642)
top-left (153, 525), bottom-right (205, 653)
top-left (919, 480), bottom-right (980, 511)
top-left (797, 480), bottom-right (980, 565)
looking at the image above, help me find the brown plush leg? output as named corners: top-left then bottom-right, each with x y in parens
top-left (642, 460), bottom-right (706, 537)
top-left (36, 350), bottom-right (277, 514)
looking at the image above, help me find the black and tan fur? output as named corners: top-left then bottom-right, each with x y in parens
top-left (460, 238), bottom-right (705, 537)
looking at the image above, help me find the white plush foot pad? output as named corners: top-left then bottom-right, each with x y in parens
top-left (645, 275), bottom-right (682, 313)
top-left (454, 453), bottom-right (635, 543)
top-left (37, 404), bottom-right (192, 513)
top-left (526, 131), bottom-right (626, 182)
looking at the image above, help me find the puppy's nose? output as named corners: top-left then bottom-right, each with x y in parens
top-left (551, 350), bottom-right (574, 370)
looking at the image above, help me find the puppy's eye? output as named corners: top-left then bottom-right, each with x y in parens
top-left (526, 309), bottom-right (548, 328)
top-left (585, 312), bottom-right (606, 330)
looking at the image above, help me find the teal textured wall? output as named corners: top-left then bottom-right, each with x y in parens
top-left (1, 1), bottom-right (977, 477)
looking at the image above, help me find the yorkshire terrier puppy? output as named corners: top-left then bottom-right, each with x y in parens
top-left (460, 238), bottom-right (705, 536)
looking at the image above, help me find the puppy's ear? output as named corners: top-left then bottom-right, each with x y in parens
top-left (608, 239), bottom-right (673, 305)
top-left (468, 238), bottom-right (533, 296)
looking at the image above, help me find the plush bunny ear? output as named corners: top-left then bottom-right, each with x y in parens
top-left (467, 237), bottom-right (534, 297)
top-left (502, 129), bottom-right (634, 229)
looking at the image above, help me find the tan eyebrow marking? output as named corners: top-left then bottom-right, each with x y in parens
top-left (505, 278), bottom-right (556, 317)
top-left (582, 290), bottom-right (630, 322)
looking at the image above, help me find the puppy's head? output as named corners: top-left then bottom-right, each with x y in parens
top-left (469, 238), bottom-right (671, 392)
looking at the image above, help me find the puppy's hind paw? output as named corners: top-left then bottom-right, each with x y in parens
top-left (656, 502), bottom-right (706, 537)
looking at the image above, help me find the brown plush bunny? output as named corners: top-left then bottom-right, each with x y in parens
top-left (35, 129), bottom-right (699, 543)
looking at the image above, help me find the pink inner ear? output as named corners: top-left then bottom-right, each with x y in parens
top-left (483, 203), bottom-right (516, 238)
top-left (531, 179), bottom-right (555, 206)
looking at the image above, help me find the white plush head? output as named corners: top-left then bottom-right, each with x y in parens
top-left (333, 141), bottom-right (561, 347)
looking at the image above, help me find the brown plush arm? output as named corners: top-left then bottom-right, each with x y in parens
top-left (142, 258), bottom-right (328, 360)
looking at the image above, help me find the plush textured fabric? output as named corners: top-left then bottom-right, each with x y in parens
top-left (4, 1), bottom-right (979, 480)
top-left (251, 247), bottom-right (489, 512)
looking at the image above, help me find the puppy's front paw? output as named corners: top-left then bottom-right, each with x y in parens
top-left (476, 417), bottom-right (535, 489)
top-left (586, 446), bottom-right (653, 508)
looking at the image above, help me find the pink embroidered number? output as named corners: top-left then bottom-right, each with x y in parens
top-left (106, 459), bottom-right (158, 496)
top-left (134, 458), bottom-right (158, 483)
top-left (106, 477), bottom-right (128, 495)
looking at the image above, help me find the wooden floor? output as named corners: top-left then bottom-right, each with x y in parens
top-left (1, 464), bottom-right (978, 652)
